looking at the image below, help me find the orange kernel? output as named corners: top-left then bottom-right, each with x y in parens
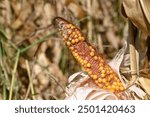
top-left (86, 63), bottom-right (91, 68)
top-left (94, 56), bottom-right (98, 60)
top-left (92, 75), bottom-right (98, 80)
top-left (68, 30), bottom-right (72, 34)
top-left (101, 73), bottom-right (105, 78)
top-left (71, 40), bottom-right (75, 44)
top-left (75, 39), bottom-right (79, 43)
top-left (66, 41), bottom-right (71, 46)
top-left (99, 66), bottom-right (104, 71)
top-left (90, 52), bottom-right (94, 57)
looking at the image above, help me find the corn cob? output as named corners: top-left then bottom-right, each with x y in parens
top-left (53, 17), bottom-right (124, 93)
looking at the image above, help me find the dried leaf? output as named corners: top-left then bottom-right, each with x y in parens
top-left (122, 0), bottom-right (150, 35)
top-left (138, 77), bottom-right (150, 95)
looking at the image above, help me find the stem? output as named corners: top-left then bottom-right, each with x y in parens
top-left (25, 60), bottom-right (36, 100)
top-left (9, 51), bottom-right (20, 100)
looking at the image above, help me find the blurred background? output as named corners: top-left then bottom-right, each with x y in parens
top-left (0, 0), bottom-right (148, 100)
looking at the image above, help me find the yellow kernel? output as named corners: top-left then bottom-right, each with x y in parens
top-left (99, 66), bottom-right (104, 71)
top-left (72, 32), bottom-right (75, 35)
top-left (101, 73), bottom-right (105, 78)
top-left (95, 80), bottom-right (98, 84)
top-left (114, 76), bottom-right (118, 80)
top-left (83, 60), bottom-right (88, 64)
top-left (88, 70), bottom-right (92, 75)
top-left (105, 82), bottom-right (109, 86)
top-left (89, 46), bottom-right (95, 52)
top-left (68, 30), bottom-right (72, 34)
top-left (79, 36), bottom-right (82, 40)
top-left (90, 52), bottom-right (94, 57)
top-left (115, 86), bottom-right (119, 90)
top-left (99, 63), bottom-right (104, 67)
top-left (86, 63), bottom-right (91, 68)
top-left (110, 89), bottom-right (115, 92)
top-left (81, 62), bottom-right (84, 65)
top-left (117, 82), bottom-right (123, 86)
top-left (75, 39), bottom-right (79, 43)
top-left (92, 75), bottom-right (98, 80)
top-left (63, 34), bottom-right (67, 38)
top-left (109, 74), bottom-right (114, 79)
top-left (99, 58), bottom-right (104, 63)
top-left (94, 56), bottom-right (98, 60)
top-left (80, 59), bottom-right (83, 64)
top-left (106, 70), bottom-right (110, 74)
top-left (120, 86), bottom-right (124, 91)
top-left (74, 35), bottom-right (78, 38)
top-left (113, 82), bottom-right (117, 86)
top-left (69, 46), bottom-right (74, 51)
top-left (98, 78), bottom-right (102, 82)
top-left (112, 85), bottom-right (116, 89)
top-left (74, 49), bottom-right (77, 52)
top-left (71, 26), bottom-right (75, 29)
top-left (102, 79), bottom-right (107, 83)
top-left (101, 70), bottom-right (105, 74)
top-left (66, 41), bottom-right (71, 46)
top-left (78, 56), bottom-right (81, 60)
top-left (107, 85), bottom-right (111, 89)
top-left (107, 76), bottom-right (112, 81)
top-left (109, 70), bottom-right (113, 74)
top-left (71, 39), bottom-right (75, 44)
top-left (98, 83), bottom-right (103, 88)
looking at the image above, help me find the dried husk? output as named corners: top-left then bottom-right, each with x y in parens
top-left (122, 0), bottom-right (150, 35)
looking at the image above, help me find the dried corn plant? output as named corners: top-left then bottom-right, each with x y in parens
top-left (0, 0), bottom-right (150, 100)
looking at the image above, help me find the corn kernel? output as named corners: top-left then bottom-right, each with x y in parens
top-left (112, 85), bottom-right (116, 89)
top-left (107, 86), bottom-right (111, 89)
top-left (102, 79), bottom-right (107, 83)
top-left (89, 46), bottom-right (95, 52)
top-left (68, 30), bottom-right (72, 34)
top-left (71, 39), bottom-right (75, 44)
top-left (95, 80), bottom-right (98, 84)
top-left (101, 73), bottom-right (105, 78)
top-left (83, 60), bottom-right (88, 64)
top-left (98, 78), bottom-right (102, 82)
top-left (94, 56), bottom-right (98, 60)
top-left (110, 89), bottom-right (115, 92)
top-left (92, 75), bottom-right (98, 80)
top-left (105, 82), bottom-right (109, 86)
top-left (75, 39), bottom-right (79, 43)
top-left (109, 70), bottom-right (113, 74)
top-left (67, 24), bottom-right (71, 28)
top-left (99, 66), bottom-right (104, 71)
top-left (113, 82), bottom-right (117, 86)
top-left (120, 86), bottom-right (124, 91)
top-left (99, 63), bottom-right (104, 67)
top-left (90, 52), bottom-right (94, 57)
top-left (115, 86), bottom-right (119, 90)
top-left (98, 83), bottom-right (103, 88)
top-left (71, 25), bottom-right (75, 29)
top-left (66, 41), bottom-right (71, 46)
top-left (79, 36), bottom-right (82, 40)
top-left (88, 70), bottom-right (92, 75)
top-left (86, 63), bottom-right (91, 68)
top-left (101, 70), bottom-right (105, 74)
top-left (74, 35), bottom-right (78, 38)
top-left (69, 46), bottom-right (74, 51)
